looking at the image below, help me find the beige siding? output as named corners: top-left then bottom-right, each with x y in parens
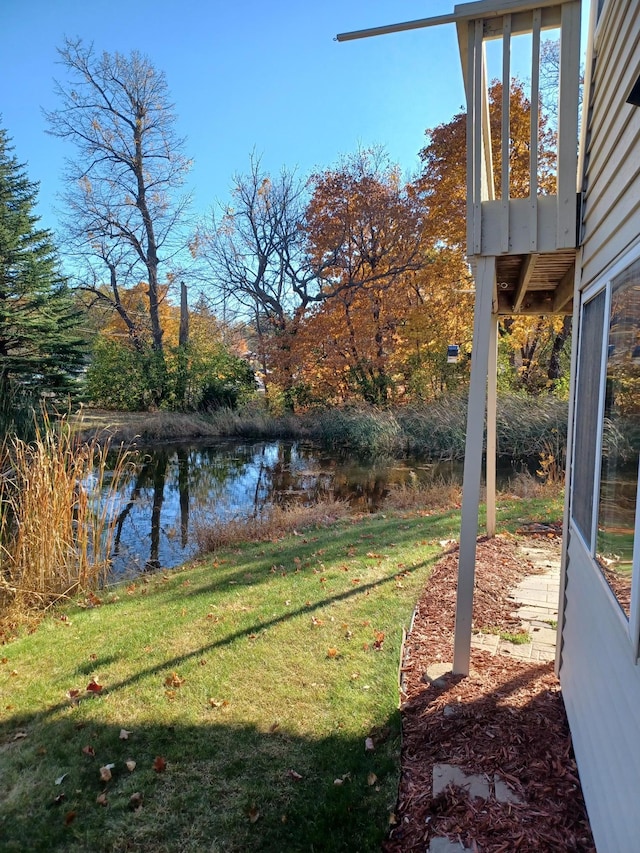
top-left (580, 1), bottom-right (640, 287)
top-left (562, 529), bottom-right (640, 852)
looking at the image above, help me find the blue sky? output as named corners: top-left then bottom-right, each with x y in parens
top-left (2, 0), bottom-right (589, 239)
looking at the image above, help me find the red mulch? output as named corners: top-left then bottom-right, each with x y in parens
top-left (384, 535), bottom-right (596, 853)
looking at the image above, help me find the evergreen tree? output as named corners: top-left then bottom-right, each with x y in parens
top-left (0, 127), bottom-right (86, 434)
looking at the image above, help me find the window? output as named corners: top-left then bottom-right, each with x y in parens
top-left (572, 256), bottom-right (640, 621)
top-left (596, 260), bottom-right (640, 617)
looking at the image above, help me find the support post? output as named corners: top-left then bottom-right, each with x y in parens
top-left (453, 256), bottom-right (496, 676)
top-left (486, 314), bottom-right (499, 537)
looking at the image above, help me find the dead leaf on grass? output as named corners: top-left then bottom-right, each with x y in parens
top-left (367, 772), bottom-right (378, 786)
top-left (153, 756), bottom-right (166, 773)
top-left (125, 760), bottom-right (136, 772)
top-left (248, 805), bottom-right (260, 823)
top-left (96, 792), bottom-right (108, 806)
top-left (373, 631), bottom-right (385, 650)
top-left (99, 764), bottom-right (114, 782)
top-left (119, 729), bottom-right (132, 740)
top-left (287, 769), bottom-right (303, 781)
top-left (86, 678), bottom-right (103, 694)
top-left (82, 745), bottom-right (95, 757)
top-left (64, 810), bottom-right (76, 825)
top-left (129, 792), bottom-right (143, 811)
top-left (164, 672), bottom-right (185, 688)
top-left (364, 737), bottom-right (375, 752)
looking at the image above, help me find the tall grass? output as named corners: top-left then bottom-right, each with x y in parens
top-left (0, 417), bottom-right (128, 619)
top-left (314, 407), bottom-right (403, 457)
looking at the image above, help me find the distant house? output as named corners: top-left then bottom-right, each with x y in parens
top-left (338, 0), bottom-right (639, 848)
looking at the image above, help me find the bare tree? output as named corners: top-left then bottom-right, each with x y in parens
top-left (46, 38), bottom-right (192, 363)
top-left (199, 155), bottom-right (316, 327)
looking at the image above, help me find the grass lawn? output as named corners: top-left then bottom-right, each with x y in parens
top-left (0, 492), bottom-right (562, 852)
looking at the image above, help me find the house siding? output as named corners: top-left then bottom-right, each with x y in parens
top-left (560, 1), bottom-right (640, 849)
top-left (562, 530), bottom-right (640, 852)
top-left (580, 0), bottom-right (640, 289)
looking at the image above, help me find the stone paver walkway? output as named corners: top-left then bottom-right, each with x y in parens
top-left (427, 539), bottom-right (562, 852)
top-left (471, 540), bottom-right (561, 662)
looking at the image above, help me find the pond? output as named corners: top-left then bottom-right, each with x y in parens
top-left (102, 439), bottom-right (468, 576)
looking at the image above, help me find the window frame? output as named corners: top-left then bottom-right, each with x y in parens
top-left (571, 242), bottom-right (640, 655)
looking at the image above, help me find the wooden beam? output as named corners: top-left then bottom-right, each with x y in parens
top-left (497, 290), bottom-right (572, 315)
top-left (552, 261), bottom-right (576, 311)
top-left (513, 252), bottom-right (539, 312)
top-left (453, 255), bottom-right (496, 676)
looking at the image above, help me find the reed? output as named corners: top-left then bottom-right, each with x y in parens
top-left (0, 415), bottom-right (128, 619)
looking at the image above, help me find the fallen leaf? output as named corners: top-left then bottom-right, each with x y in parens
top-left (82, 745), bottom-right (95, 757)
top-left (1, 657), bottom-right (8, 664)
top-left (96, 792), bottom-right (108, 806)
top-left (248, 805), bottom-right (260, 823)
top-left (119, 729), bottom-right (132, 740)
top-left (327, 648), bottom-right (339, 658)
top-left (367, 772), bottom-right (378, 786)
top-left (365, 737), bottom-right (375, 752)
top-left (153, 756), bottom-right (167, 773)
top-left (125, 759), bottom-right (136, 772)
top-left (99, 765), bottom-right (113, 782)
top-left (86, 679), bottom-right (103, 694)
top-left (164, 690), bottom-right (176, 700)
top-left (64, 810), bottom-right (76, 825)
top-left (55, 773), bottom-right (67, 785)
top-left (12, 730), bottom-right (27, 741)
top-left (287, 769), bottom-right (303, 781)
top-left (333, 778), bottom-right (344, 786)
top-left (373, 631), bottom-right (385, 650)
top-left (268, 722), bottom-right (280, 733)
top-left (164, 672), bottom-right (185, 688)
top-left (208, 698), bottom-right (229, 708)
top-left (129, 792), bottom-right (143, 811)
top-left (199, 658), bottom-right (207, 666)
top-left (52, 793), bottom-right (65, 806)
top-left (10, 669), bottom-right (18, 677)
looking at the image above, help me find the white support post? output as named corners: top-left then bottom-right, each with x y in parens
top-left (529, 7), bottom-right (541, 252)
top-left (501, 14), bottom-right (512, 254)
top-left (453, 256), bottom-right (496, 676)
top-left (556, 0), bottom-right (581, 248)
top-left (486, 314), bottom-right (499, 538)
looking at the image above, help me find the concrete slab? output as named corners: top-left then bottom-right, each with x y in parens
top-left (433, 764), bottom-right (492, 799)
top-left (428, 838), bottom-right (471, 852)
top-left (433, 764), bottom-right (524, 804)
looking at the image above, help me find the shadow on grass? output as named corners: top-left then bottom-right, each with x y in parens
top-left (0, 712), bottom-right (400, 852)
top-left (1, 550), bottom-right (435, 729)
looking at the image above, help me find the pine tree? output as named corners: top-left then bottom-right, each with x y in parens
top-left (0, 127), bottom-right (86, 434)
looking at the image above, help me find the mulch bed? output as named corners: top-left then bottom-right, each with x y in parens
top-left (384, 535), bottom-right (596, 853)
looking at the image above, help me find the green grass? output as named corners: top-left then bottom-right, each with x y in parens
top-left (0, 493), bottom-right (563, 852)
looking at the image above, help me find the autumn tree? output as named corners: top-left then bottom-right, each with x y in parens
top-left (416, 78), bottom-right (569, 394)
top-left (0, 128), bottom-right (86, 436)
top-left (46, 39), bottom-right (192, 402)
top-left (298, 150), bottom-right (426, 404)
top-left (85, 287), bottom-right (254, 411)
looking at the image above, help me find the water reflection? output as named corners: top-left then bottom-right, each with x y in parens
top-left (103, 440), bottom-right (462, 576)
